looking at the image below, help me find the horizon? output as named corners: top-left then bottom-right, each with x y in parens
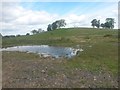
top-left (1, 27), bottom-right (118, 36)
top-left (1, 1), bottom-right (118, 35)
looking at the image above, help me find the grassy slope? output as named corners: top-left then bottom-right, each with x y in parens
top-left (2, 28), bottom-right (118, 47)
top-left (2, 28), bottom-right (118, 76)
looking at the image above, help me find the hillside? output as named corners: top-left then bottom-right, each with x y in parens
top-left (2, 28), bottom-right (118, 47)
top-left (2, 28), bottom-right (118, 88)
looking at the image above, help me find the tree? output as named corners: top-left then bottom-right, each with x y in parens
top-left (101, 23), bottom-right (105, 28)
top-left (56, 19), bottom-right (66, 28)
top-left (91, 19), bottom-right (97, 28)
top-left (38, 28), bottom-right (43, 33)
top-left (91, 19), bottom-right (100, 28)
top-left (31, 29), bottom-right (38, 35)
top-left (105, 18), bottom-right (115, 29)
top-left (26, 33), bottom-right (30, 35)
top-left (52, 19), bottom-right (66, 30)
top-left (47, 24), bottom-right (52, 31)
top-left (52, 22), bottom-right (58, 30)
top-left (47, 19), bottom-right (66, 31)
top-left (96, 20), bottom-right (100, 28)
top-left (16, 34), bottom-right (21, 37)
top-left (104, 22), bottom-right (111, 29)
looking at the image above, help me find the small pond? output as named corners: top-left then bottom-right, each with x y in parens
top-left (1, 45), bottom-right (83, 58)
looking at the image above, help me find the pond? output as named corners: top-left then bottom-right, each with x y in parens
top-left (1, 45), bottom-right (83, 58)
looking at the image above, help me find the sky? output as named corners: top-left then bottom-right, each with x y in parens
top-left (0, 0), bottom-right (119, 35)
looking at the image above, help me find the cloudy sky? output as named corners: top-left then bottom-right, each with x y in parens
top-left (1, 0), bottom-right (118, 35)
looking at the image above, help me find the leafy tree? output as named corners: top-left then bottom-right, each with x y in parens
top-left (56, 19), bottom-right (66, 28)
top-left (47, 24), bottom-right (52, 31)
top-left (47, 19), bottom-right (66, 31)
top-left (38, 28), bottom-right (43, 33)
top-left (52, 19), bottom-right (66, 30)
top-left (91, 19), bottom-right (100, 28)
top-left (52, 22), bottom-right (58, 30)
top-left (101, 23), bottom-right (105, 28)
top-left (31, 29), bottom-right (38, 35)
top-left (96, 20), bottom-right (100, 28)
top-left (105, 18), bottom-right (115, 29)
top-left (104, 22), bottom-right (111, 29)
top-left (26, 33), bottom-right (30, 35)
top-left (16, 34), bottom-right (21, 37)
top-left (91, 19), bottom-right (97, 28)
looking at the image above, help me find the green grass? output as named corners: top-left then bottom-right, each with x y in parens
top-left (2, 28), bottom-right (118, 76)
top-left (2, 28), bottom-right (118, 47)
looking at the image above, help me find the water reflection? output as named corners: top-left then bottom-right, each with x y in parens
top-left (1, 45), bottom-right (83, 58)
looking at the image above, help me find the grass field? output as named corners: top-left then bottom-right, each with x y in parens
top-left (2, 28), bottom-right (118, 47)
top-left (2, 28), bottom-right (118, 88)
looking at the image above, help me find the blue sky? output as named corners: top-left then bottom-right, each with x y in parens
top-left (1, 1), bottom-right (118, 35)
top-left (20, 2), bottom-right (116, 15)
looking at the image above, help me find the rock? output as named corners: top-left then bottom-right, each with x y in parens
top-left (43, 78), bottom-right (46, 81)
top-left (41, 70), bottom-right (45, 73)
top-left (55, 82), bottom-right (57, 85)
top-left (45, 67), bottom-right (47, 70)
top-left (88, 85), bottom-right (91, 87)
top-left (62, 74), bottom-right (66, 77)
top-left (93, 76), bottom-right (97, 81)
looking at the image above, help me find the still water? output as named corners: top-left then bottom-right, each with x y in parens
top-left (1, 45), bottom-right (83, 58)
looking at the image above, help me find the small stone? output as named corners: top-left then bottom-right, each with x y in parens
top-left (93, 76), bottom-right (97, 81)
top-left (75, 68), bottom-right (78, 70)
top-left (63, 74), bottom-right (66, 77)
top-left (43, 78), bottom-right (46, 81)
top-left (41, 70), bottom-right (45, 73)
top-left (55, 82), bottom-right (57, 85)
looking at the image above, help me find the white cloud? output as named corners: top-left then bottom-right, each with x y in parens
top-left (1, 2), bottom-right (58, 24)
top-left (89, 4), bottom-right (118, 28)
top-left (1, 2), bottom-right (59, 35)
top-left (1, 2), bottom-right (23, 22)
top-left (65, 14), bottom-right (86, 24)
top-left (13, 10), bottom-right (58, 25)
top-left (1, 2), bottom-right (118, 35)
top-left (67, 3), bottom-right (118, 28)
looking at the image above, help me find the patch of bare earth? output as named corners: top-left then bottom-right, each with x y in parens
top-left (2, 52), bottom-right (118, 88)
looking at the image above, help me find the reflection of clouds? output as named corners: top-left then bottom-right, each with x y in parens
top-left (1, 45), bottom-right (83, 58)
